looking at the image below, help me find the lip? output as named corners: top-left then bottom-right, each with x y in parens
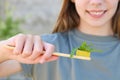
top-left (86, 10), bottom-right (107, 19)
top-left (87, 10), bottom-right (107, 12)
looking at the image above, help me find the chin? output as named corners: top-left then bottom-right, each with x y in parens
top-left (88, 21), bottom-right (108, 27)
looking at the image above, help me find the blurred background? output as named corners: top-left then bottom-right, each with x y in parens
top-left (0, 0), bottom-right (61, 80)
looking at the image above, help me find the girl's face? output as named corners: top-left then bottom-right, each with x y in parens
top-left (73, 0), bottom-right (119, 28)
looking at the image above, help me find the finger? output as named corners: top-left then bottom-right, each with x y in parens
top-left (5, 33), bottom-right (21, 47)
top-left (5, 36), bottom-right (16, 46)
top-left (22, 35), bottom-right (34, 57)
top-left (39, 42), bottom-right (55, 63)
top-left (45, 56), bottom-right (58, 63)
top-left (13, 34), bottom-right (26, 55)
top-left (9, 54), bottom-right (41, 64)
top-left (34, 55), bottom-right (58, 64)
top-left (28, 35), bottom-right (44, 60)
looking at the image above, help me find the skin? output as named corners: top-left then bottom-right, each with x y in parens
top-left (0, 34), bottom-right (58, 77)
top-left (0, 34), bottom-right (58, 64)
top-left (73, 0), bottom-right (119, 36)
top-left (0, 0), bottom-right (119, 77)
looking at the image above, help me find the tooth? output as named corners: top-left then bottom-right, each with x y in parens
top-left (90, 12), bottom-right (104, 15)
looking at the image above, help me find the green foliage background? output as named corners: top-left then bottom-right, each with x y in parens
top-left (0, 3), bottom-right (23, 40)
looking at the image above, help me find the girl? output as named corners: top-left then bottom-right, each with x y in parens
top-left (0, 0), bottom-right (120, 80)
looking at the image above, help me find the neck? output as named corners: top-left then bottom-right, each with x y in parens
top-left (78, 22), bottom-right (113, 36)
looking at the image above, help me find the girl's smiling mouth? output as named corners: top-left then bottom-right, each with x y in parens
top-left (86, 10), bottom-right (107, 19)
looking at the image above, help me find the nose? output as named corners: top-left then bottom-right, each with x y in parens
top-left (89, 0), bottom-right (103, 6)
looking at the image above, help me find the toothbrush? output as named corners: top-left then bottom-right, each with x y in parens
top-left (4, 45), bottom-right (91, 60)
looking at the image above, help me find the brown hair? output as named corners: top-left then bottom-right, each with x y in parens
top-left (52, 0), bottom-right (120, 37)
top-left (52, 0), bottom-right (79, 33)
top-left (112, 1), bottom-right (120, 37)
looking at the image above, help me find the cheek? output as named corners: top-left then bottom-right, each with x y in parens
top-left (110, 1), bottom-right (119, 15)
top-left (75, 0), bottom-right (85, 16)
top-left (110, 0), bottom-right (119, 9)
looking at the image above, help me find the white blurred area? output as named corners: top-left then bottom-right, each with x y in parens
top-left (0, 0), bottom-right (62, 34)
top-left (0, 0), bottom-right (62, 80)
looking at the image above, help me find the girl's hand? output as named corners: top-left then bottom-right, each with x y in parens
top-left (0, 40), bottom-right (13, 63)
top-left (2, 34), bottom-right (58, 64)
